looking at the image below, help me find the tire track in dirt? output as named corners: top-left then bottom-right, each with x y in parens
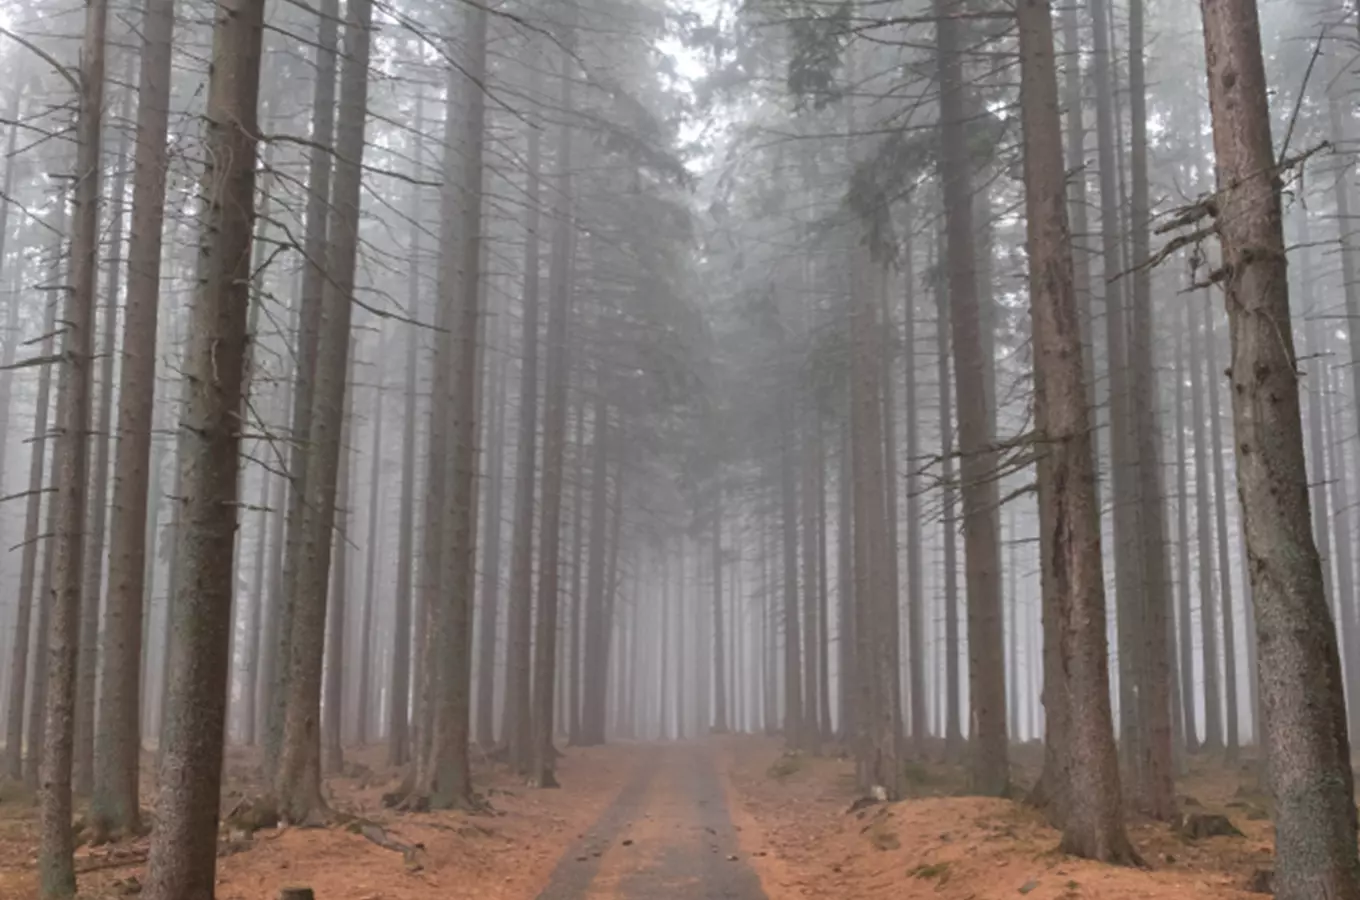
top-left (536, 743), bottom-right (768, 899)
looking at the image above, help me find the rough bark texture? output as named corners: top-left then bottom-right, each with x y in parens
top-left (39, 0), bottom-right (106, 888)
top-left (1017, 0), bottom-right (1136, 863)
top-left (142, 0), bottom-right (264, 890)
top-left (1198, 0), bottom-right (1360, 894)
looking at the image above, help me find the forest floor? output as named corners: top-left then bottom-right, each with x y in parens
top-left (0, 736), bottom-right (1293, 899)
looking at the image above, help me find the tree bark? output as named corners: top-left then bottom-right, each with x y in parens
top-left (936, 0), bottom-right (1007, 790)
top-left (267, 0), bottom-right (338, 776)
top-left (528, 12), bottom-right (574, 788)
top-left (1018, 0), bottom-right (1136, 862)
top-left (1198, 0), bottom-right (1360, 892)
top-left (142, 0), bottom-right (264, 890)
top-left (40, 0), bottom-right (107, 886)
top-left (273, 0), bottom-right (373, 820)
top-left (501, 44), bottom-right (543, 769)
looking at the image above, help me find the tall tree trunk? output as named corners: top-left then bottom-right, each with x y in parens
top-left (1203, 293), bottom-right (1240, 759)
top-left (267, 0), bottom-right (339, 776)
top-left (426, 0), bottom-right (488, 807)
top-left (712, 488), bottom-right (728, 734)
top-left (142, 0), bottom-right (264, 889)
top-left (501, 45), bottom-right (543, 769)
top-left (273, 0), bottom-right (373, 820)
top-left (799, 419), bottom-right (820, 752)
top-left (1018, 0), bottom-right (1135, 860)
top-left (474, 319), bottom-right (507, 748)
top-left (387, 95), bottom-right (424, 767)
top-left (5, 220), bottom-right (60, 783)
top-left (39, 0), bottom-right (107, 886)
top-left (528, 13), bottom-right (574, 788)
top-left (357, 340), bottom-right (384, 746)
top-left (778, 377), bottom-right (803, 751)
top-left (1173, 301), bottom-right (1198, 751)
top-left (1189, 293), bottom-right (1224, 753)
top-left (902, 220), bottom-right (926, 750)
top-left (934, 235), bottom-right (961, 755)
top-left (580, 392), bottom-right (610, 745)
top-left (75, 91), bottom-right (129, 799)
top-left (935, 0), bottom-right (1007, 789)
top-left (1125, 0), bottom-right (1174, 817)
top-left (566, 388), bottom-right (587, 745)
top-left (321, 380), bottom-right (353, 772)
top-left (1198, 0), bottom-right (1360, 892)
top-left (836, 420), bottom-right (853, 740)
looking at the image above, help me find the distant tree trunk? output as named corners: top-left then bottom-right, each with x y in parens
top-left (566, 390), bottom-right (587, 745)
top-left (501, 46), bottom-right (543, 769)
top-left (356, 343), bottom-right (384, 746)
top-left (799, 419), bottom-right (820, 752)
top-left (815, 417), bottom-right (832, 739)
top-left (902, 220), bottom-right (926, 751)
top-left (321, 381), bottom-right (353, 772)
top-left (1202, 294), bottom-right (1239, 759)
top-left (836, 421), bottom-right (853, 740)
top-left (273, 0), bottom-right (373, 820)
top-left (4, 225), bottom-right (60, 783)
top-left (528, 13), bottom-right (574, 789)
top-left (712, 488), bottom-right (728, 734)
top-left (849, 253), bottom-right (898, 796)
top-left (1018, 0), bottom-right (1136, 861)
top-left (141, 0), bottom-right (264, 890)
top-left (936, 0), bottom-right (1007, 791)
top-left (1198, 0), bottom-right (1360, 892)
top-left (474, 320), bottom-right (507, 749)
top-left (267, 0), bottom-right (339, 776)
top-left (425, 0), bottom-right (488, 807)
top-left (580, 392), bottom-right (609, 746)
top-left (1125, 0), bottom-right (1175, 818)
top-left (934, 234), bottom-right (961, 755)
top-left (387, 95), bottom-right (424, 768)
top-left (39, 0), bottom-right (107, 887)
top-left (778, 378), bottom-right (803, 752)
top-left (75, 91), bottom-right (129, 800)
top-left (1189, 294), bottom-right (1223, 753)
top-left (1173, 301), bottom-right (1197, 752)
top-left (1089, 0), bottom-right (1140, 775)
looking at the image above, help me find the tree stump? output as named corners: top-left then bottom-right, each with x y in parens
top-left (278, 889), bottom-right (315, 900)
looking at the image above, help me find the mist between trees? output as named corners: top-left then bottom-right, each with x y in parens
top-left (0, 0), bottom-right (1357, 896)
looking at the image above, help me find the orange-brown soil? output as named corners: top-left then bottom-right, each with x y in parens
top-left (0, 742), bottom-right (646, 900)
top-left (723, 736), bottom-right (1274, 900)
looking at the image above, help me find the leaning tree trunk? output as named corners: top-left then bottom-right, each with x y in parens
top-left (39, 0), bottom-right (107, 888)
top-left (141, 0), bottom-right (264, 891)
top-left (1018, 0), bottom-right (1136, 863)
top-left (1197, 0), bottom-right (1360, 894)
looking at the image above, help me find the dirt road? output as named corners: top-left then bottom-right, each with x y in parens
top-left (536, 743), bottom-right (767, 899)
